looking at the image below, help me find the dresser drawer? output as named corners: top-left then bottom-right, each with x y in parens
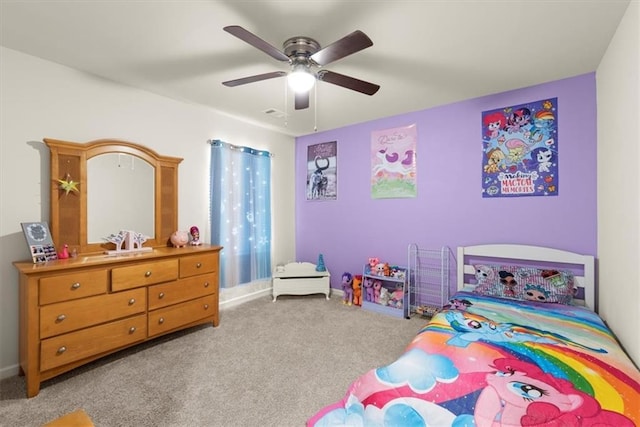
top-left (179, 254), bottom-right (217, 278)
top-left (39, 269), bottom-right (108, 305)
top-left (40, 314), bottom-right (147, 371)
top-left (111, 259), bottom-right (178, 291)
top-left (148, 273), bottom-right (217, 310)
top-left (40, 288), bottom-right (146, 339)
top-left (148, 294), bottom-right (217, 337)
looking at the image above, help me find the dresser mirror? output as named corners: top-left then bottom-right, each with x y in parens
top-left (45, 138), bottom-right (183, 254)
top-left (87, 153), bottom-right (155, 242)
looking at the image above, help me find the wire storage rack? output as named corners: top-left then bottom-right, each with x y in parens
top-left (407, 244), bottom-right (450, 318)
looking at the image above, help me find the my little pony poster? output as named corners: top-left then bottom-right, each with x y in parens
top-left (482, 98), bottom-right (558, 198)
top-left (307, 141), bottom-right (337, 201)
top-left (371, 124), bottom-right (417, 199)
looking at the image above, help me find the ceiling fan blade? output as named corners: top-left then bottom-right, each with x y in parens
top-left (294, 92), bottom-right (310, 110)
top-left (317, 70), bottom-right (380, 95)
top-left (222, 71), bottom-right (287, 87)
top-left (224, 25), bottom-right (290, 62)
top-left (310, 30), bottom-right (373, 66)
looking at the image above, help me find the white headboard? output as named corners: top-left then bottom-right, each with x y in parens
top-left (457, 244), bottom-right (595, 310)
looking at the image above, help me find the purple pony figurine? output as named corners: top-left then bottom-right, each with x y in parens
top-left (342, 272), bottom-right (354, 306)
top-left (363, 277), bottom-right (374, 302)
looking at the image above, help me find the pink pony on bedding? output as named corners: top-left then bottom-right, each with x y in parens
top-left (476, 358), bottom-right (634, 426)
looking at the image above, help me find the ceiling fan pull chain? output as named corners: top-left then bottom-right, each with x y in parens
top-left (284, 79), bottom-right (288, 128)
top-left (314, 84), bottom-right (317, 132)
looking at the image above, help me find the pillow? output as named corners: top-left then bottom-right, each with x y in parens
top-left (513, 267), bottom-right (576, 304)
top-left (472, 265), bottom-right (576, 304)
top-left (473, 264), bottom-right (500, 286)
top-left (472, 264), bottom-right (521, 299)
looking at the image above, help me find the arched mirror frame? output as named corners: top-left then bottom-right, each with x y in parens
top-left (45, 138), bottom-right (183, 255)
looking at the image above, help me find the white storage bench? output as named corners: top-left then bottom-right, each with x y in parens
top-left (272, 262), bottom-right (330, 301)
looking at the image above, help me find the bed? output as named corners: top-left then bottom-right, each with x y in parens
top-left (308, 244), bottom-right (640, 426)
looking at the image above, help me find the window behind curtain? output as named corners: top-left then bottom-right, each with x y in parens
top-left (209, 140), bottom-right (272, 288)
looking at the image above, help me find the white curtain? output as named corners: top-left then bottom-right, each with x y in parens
top-left (209, 140), bottom-right (272, 288)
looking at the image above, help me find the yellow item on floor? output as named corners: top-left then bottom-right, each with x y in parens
top-left (43, 409), bottom-right (94, 427)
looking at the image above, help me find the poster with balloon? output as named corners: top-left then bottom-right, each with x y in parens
top-left (482, 98), bottom-right (558, 198)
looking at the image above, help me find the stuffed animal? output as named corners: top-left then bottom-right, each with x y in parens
top-left (390, 284), bottom-right (404, 308)
top-left (341, 272), bottom-right (354, 306)
top-left (363, 277), bottom-right (374, 302)
top-left (352, 275), bottom-right (363, 306)
top-left (368, 257), bottom-right (380, 273)
top-left (373, 280), bottom-right (382, 303)
top-left (374, 263), bottom-right (386, 276)
top-left (378, 287), bottom-right (391, 306)
top-left (383, 263), bottom-right (391, 276)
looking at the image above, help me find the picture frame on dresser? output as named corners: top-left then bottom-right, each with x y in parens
top-left (21, 222), bottom-right (58, 263)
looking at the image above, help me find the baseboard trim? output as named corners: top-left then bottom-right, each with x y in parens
top-left (1, 364), bottom-right (20, 380)
top-left (220, 287), bottom-right (273, 310)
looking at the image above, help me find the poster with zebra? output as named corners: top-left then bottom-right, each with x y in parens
top-left (307, 141), bottom-right (337, 201)
top-left (370, 124), bottom-right (417, 199)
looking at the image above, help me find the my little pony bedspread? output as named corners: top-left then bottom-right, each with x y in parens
top-left (308, 292), bottom-right (640, 426)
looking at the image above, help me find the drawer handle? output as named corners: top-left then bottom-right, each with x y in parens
top-left (145, 271), bottom-right (152, 278)
top-left (158, 317), bottom-right (165, 324)
top-left (128, 298), bottom-right (136, 305)
top-left (158, 292), bottom-right (165, 299)
top-left (204, 304), bottom-right (209, 310)
top-left (56, 314), bottom-right (66, 322)
top-left (204, 282), bottom-right (209, 288)
top-left (71, 282), bottom-right (81, 290)
top-left (57, 346), bottom-right (67, 354)
top-left (196, 262), bottom-right (202, 268)
top-left (129, 327), bottom-right (137, 333)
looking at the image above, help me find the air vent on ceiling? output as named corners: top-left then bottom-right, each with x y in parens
top-left (263, 108), bottom-right (285, 119)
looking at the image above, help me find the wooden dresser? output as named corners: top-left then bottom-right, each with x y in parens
top-left (14, 245), bottom-right (222, 398)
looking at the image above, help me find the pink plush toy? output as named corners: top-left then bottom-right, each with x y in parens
top-left (368, 257), bottom-right (380, 273)
top-left (341, 272), bottom-right (354, 306)
top-left (373, 280), bottom-right (382, 303)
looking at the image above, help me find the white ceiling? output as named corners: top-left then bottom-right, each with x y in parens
top-left (0, 0), bottom-right (630, 137)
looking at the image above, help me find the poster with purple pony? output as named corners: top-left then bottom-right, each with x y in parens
top-left (482, 98), bottom-right (558, 198)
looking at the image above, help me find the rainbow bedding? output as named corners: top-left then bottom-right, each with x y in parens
top-left (308, 292), bottom-right (640, 426)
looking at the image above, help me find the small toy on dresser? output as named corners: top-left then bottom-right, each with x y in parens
top-left (189, 226), bottom-right (202, 246)
top-left (341, 272), bottom-right (354, 306)
top-left (170, 230), bottom-right (189, 248)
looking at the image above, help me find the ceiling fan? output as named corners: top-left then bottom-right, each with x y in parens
top-left (222, 25), bottom-right (380, 110)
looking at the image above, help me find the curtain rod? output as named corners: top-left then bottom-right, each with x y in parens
top-left (207, 139), bottom-right (273, 157)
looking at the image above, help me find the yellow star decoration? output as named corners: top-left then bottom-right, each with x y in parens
top-left (58, 174), bottom-right (80, 195)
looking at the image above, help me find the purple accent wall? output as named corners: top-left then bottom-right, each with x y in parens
top-left (295, 73), bottom-right (597, 292)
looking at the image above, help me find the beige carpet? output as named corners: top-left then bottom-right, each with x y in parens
top-left (0, 294), bottom-right (426, 426)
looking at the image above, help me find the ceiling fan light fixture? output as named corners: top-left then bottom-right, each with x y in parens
top-left (288, 64), bottom-right (316, 93)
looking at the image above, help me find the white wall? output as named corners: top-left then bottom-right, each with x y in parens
top-left (0, 47), bottom-right (296, 378)
top-left (596, 1), bottom-right (640, 365)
